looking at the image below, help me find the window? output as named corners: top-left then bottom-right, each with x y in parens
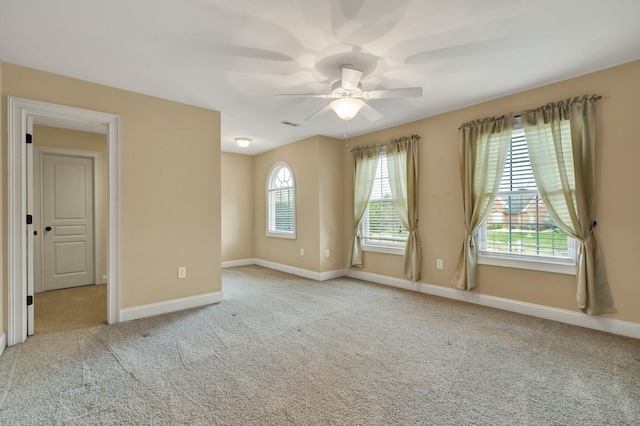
top-left (266, 162), bottom-right (295, 239)
top-left (361, 148), bottom-right (407, 254)
top-left (478, 126), bottom-right (577, 274)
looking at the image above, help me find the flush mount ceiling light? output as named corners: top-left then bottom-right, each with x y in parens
top-left (329, 98), bottom-right (364, 121)
top-left (235, 137), bottom-right (252, 148)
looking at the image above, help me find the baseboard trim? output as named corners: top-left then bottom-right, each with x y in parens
top-left (254, 259), bottom-right (323, 281)
top-left (119, 291), bottom-right (224, 322)
top-left (223, 258), bottom-right (345, 282)
top-left (222, 259), bottom-right (256, 268)
top-left (0, 333), bottom-right (6, 358)
top-left (346, 269), bottom-right (640, 340)
top-left (219, 261), bottom-right (640, 339)
top-left (101, 275), bottom-right (107, 284)
top-left (319, 268), bottom-right (348, 281)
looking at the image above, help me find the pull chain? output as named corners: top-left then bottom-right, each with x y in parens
top-left (343, 120), bottom-right (349, 150)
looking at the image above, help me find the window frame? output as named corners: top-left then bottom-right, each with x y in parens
top-left (477, 125), bottom-right (578, 274)
top-left (361, 147), bottom-right (407, 256)
top-left (266, 161), bottom-right (296, 239)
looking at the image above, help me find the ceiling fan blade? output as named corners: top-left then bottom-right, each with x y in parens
top-left (304, 104), bottom-right (332, 121)
top-left (275, 93), bottom-right (334, 98)
top-left (359, 103), bottom-right (383, 122)
top-left (363, 87), bottom-right (423, 99)
top-left (341, 67), bottom-right (363, 91)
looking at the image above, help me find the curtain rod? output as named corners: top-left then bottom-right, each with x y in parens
top-left (459, 94), bottom-right (601, 130)
top-left (350, 135), bottom-right (420, 153)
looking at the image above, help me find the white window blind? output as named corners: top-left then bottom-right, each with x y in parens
top-left (479, 127), bottom-right (575, 263)
top-left (267, 164), bottom-right (295, 237)
top-left (362, 148), bottom-right (407, 248)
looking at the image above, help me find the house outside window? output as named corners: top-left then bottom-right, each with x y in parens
top-left (478, 127), bottom-right (577, 274)
top-left (266, 162), bottom-right (296, 239)
top-left (361, 147), bottom-right (407, 255)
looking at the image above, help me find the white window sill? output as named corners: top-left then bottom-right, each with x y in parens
top-left (266, 231), bottom-right (296, 240)
top-left (478, 253), bottom-right (576, 275)
top-left (363, 244), bottom-right (405, 256)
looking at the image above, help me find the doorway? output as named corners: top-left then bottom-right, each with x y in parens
top-left (32, 128), bottom-right (106, 332)
top-left (7, 97), bottom-right (121, 346)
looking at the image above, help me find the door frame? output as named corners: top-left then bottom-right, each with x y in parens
top-left (34, 146), bottom-right (103, 293)
top-left (7, 96), bottom-right (121, 346)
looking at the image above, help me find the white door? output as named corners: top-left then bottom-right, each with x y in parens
top-left (42, 154), bottom-right (95, 290)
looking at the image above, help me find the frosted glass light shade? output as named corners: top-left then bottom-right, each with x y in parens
top-left (235, 137), bottom-right (252, 148)
top-left (330, 98), bottom-right (364, 121)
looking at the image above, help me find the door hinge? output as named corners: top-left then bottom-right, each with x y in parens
top-left (27, 215), bottom-right (33, 225)
top-left (27, 295), bottom-right (33, 306)
top-left (26, 133), bottom-right (33, 144)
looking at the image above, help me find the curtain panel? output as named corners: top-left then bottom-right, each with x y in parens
top-left (452, 114), bottom-right (514, 290)
top-left (350, 145), bottom-right (381, 267)
top-left (386, 135), bottom-right (422, 281)
top-left (521, 95), bottom-right (615, 315)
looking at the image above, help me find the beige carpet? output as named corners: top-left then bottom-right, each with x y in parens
top-left (0, 265), bottom-right (639, 425)
top-left (34, 284), bottom-right (107, 334)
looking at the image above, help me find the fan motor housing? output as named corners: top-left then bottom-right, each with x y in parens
top-left (331, 80), bottom-right (363, 97)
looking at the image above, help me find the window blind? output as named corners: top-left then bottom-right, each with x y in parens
top-left (362, 148), bottom-right (407, 246)
top-left (481, 129), bottom-right (573, 259)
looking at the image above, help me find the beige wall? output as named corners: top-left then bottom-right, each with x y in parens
top-left (2, 63), bottom-right (221, 313)
top-left (221, 152), bottom-right (254, 261)
top-left (33, 125), bottom-right (108, 278)
top-left (254, 136), bottom-right (321, 271)
top-left (252, 135), bottom-right (344, 273)
top-left (318, 136), bottom-right (345, 272)
top-left (343, 60), bottom-right (640, 324)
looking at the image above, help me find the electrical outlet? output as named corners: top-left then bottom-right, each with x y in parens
top-left (436, 259), bottom-right (443, 270)
top-left (325, 249), bottom-right (330, 258)
top-left (178, 266), bottom-right (187, 279)
top-left (300, 248), bottom-right (304, 256)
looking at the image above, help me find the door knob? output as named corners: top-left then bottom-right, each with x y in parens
top-left (45, 226), bottom-right (52, 231)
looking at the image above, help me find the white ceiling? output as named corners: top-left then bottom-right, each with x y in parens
top-left (1, 0), bottom-right (639, 155)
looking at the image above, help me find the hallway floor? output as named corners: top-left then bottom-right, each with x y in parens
top-left (34, 284), bottom-right (107, 334)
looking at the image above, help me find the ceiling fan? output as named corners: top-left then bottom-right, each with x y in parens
top-left (276, 66), bottom-right (423, 122)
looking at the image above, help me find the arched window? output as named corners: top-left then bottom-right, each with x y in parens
top-left (266, 162), bottom-right (296, 238)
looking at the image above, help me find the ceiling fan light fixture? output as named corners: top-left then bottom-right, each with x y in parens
top-left (235, 137), bottom-right (252, 148)
top-left (330, 98), bottom-right (364, 121)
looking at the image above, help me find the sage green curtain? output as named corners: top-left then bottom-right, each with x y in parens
top-left (386, 135), bottom-right (422, 281)
top-left (350, 145), bottom-right (381, 267)
top-left (521, 95), bottom-right (615, 315)
top-left (452, 114), bottom-right (514, 290)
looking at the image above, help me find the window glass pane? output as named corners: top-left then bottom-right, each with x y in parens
top-left (362, 149), bottom-right (407, 247)
top-left (270, 188), bottom-right (294, 232)
top-left (267, 164), bottom-right (295, 235)
top-left (481, 128), bottom-right (574, 262)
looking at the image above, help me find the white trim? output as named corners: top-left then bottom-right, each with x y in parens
top-left (33, 146), bottom-right (104, 292)
top-left (222, 258), bottom-right (345, 282)
top-left (7, 96), bottom-right (121, 346)
top-left (254, 259), bottom-right (321, 280)
top-left (223, 261), bottom-right (639, 339)
top-left (26, 117), bottom-right (34, 335)
top-left (252, 259), bottom-right (345, 282)
top-left (219, 259), bottom-right (640, 338)
top-left (478, 254), bottom-right (576, 275)
top-left (319, 268), bottom-right (348, 281)
top-left (363, 244), bottom-right (405, 256)
top-left (222, 259), bottom-right (256, 268)
top-left (119, 291), bottom-right (224, 322)
top-left (0, 333), bottom-right (6, 358)
top-left (345, 269), bottom-right (640, 340)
